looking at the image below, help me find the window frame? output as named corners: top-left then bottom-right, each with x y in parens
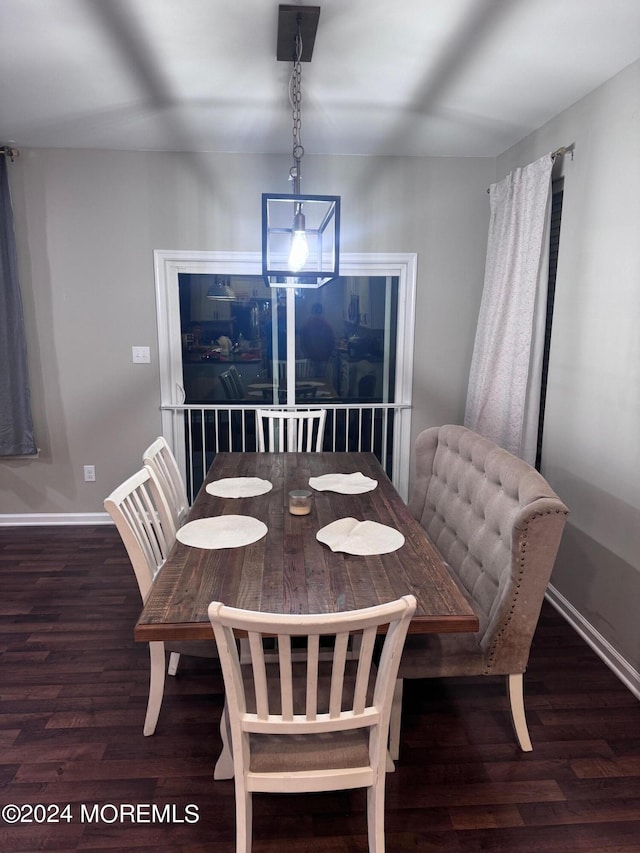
top-left (153, 250), bottom-right (417, 497)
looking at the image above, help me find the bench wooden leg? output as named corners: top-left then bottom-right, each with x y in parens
top-left (144, 641), bottom-right (166, 736)
top-left (507, 673), bottom-right (533, 751)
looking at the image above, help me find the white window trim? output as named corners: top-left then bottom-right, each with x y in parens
top-left (153, 250), bottom-right (417, 498)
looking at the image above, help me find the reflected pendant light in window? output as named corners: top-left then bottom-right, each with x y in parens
top-left (262, 5), bottom-right (340, 289)
top-left (206, 276), bottom-right (236, 300)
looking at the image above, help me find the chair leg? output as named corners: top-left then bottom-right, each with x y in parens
top-left (143, 641), bottom-right (166, 736)
top-left (367, 779), bottom-right (386, 852)
top-left (167, 651), bottom-right (180, 676)
top-left (214, 701), bottom-right (234, 780)
top-left (235, 787), bottom-right (252, 853)
top-left (388, 679), bottom-right (403, 761)
top-left (506, 673), bottom-right (533, 752)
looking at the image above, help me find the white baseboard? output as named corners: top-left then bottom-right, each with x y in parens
top-left (0, 512), bottom-right (112, 526)
top-left (546, 584), bottom-right (640, 701)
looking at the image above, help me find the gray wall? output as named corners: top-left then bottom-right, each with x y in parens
top-left (1, 150), bottom-right (492, 515)
top-left (496, 60), bottom-right (640, 674)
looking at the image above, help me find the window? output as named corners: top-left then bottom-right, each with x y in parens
top-left (176, 274), bottom-right (398, 407)
top-left (154, 251), bottom-right (417, 498)
top-left (535, 177), bottom-right (564, 470)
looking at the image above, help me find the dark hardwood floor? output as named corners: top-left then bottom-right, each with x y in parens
top-left (1, 525), bottom-right (639, 852)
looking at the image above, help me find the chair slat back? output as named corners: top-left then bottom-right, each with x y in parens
top-left (208, 596), bottom-right (416, 738)
top-left (228, 365), bottom-right (245, 397)
top-left (219, 370), bottom-right (238, 400)
top-left (278, 359), bottom-right (310, 380)
top-left (255, 409), bottom-right (327, 452)
top-left (104, 466), bottom-right (176, 602)
top-left (329, 631), bottom-right (349, 717)
top-left (143, 436), bottom-right (189, 527)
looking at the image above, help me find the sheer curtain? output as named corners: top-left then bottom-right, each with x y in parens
top-left (0, 152), bottom-right (36, 456)
top-left (464, 153), bottom-right (553, 464)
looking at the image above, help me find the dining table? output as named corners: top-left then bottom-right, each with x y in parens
top-left (134, 451), bottom-right (479, 644)
top-left (135, 450), bottom-right (479, 779)
top-left (245, 378), bottom-right (339, 402)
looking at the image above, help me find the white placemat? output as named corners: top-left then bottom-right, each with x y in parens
top-left (176, 516), bottom-right (268, 549)
top-left (309, 472), bottom-right (378, 494)
top-left (206, 477), bottom-right (273, 498)
top-left (316, 517), bottom-right (404, 555)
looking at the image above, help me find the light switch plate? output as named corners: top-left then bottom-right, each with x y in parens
top-left (132, 346), bottom-right (151, 364)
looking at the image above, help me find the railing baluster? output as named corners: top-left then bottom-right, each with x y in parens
top-left (382, 407), bottom-right (388, 462)
top-left (200, 410), bottom-right (206, 481)
top-left (187, 409), bottom-right (195, 504)
top-left (369, 406), bottom-right (375, 453)
top-left (214, 408), bottom-right (221, 454)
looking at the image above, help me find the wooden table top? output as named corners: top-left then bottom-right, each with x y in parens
top-left (245, 379), bottom-right (339, 402)
top-left (134, 452), bottom-right (479, 642)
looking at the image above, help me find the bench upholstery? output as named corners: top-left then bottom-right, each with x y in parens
top-left (390, 424), bottom-right (569, 754)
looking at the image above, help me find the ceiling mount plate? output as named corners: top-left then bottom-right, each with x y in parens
top-left (276, 5), bottom-right (320, 62)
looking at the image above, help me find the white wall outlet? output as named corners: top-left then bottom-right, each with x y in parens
top-left (83, 465), bottom-right (96, 482)
top-left (132, 346), bottom-right (151, 364)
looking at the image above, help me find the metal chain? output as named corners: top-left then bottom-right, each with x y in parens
top-left (289, 29), bottom-right (304, 191)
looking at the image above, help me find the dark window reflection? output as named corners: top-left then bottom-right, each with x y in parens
top-left (178, 274), bottom-right (397, 406)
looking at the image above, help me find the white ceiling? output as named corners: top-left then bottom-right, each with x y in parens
top-left (2, 0), bottom-right (640, 158)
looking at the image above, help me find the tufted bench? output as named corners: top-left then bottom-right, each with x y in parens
top-left (389, 424), bottom-right (569, 755)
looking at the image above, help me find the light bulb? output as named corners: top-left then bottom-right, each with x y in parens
top-left (288, 208), bottom-right (308, 273)
top-left (288, 229), bottom-right (308, 273)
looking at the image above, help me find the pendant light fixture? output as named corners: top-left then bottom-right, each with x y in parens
top-left (262, 5), bottom-right (340, 288)
top-left (205, 275), bottom-right (236, 301)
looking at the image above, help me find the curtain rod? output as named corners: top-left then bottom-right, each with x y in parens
top-left (487, 143), bottom-right (575, 192)
top-left (551, 143), bottom-right (575, 160)
top-left (1, 145), bottom-right (19, 162)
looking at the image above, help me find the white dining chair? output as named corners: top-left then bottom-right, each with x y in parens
top-left (142, 436), bottom-right (189, 529)
top-left (208, 594), bottom-right (416, 853)
top-left (104, 466), bottom-right (216, 735)
top-left (277, 358), bottom-right (310, 380)
top-left (255, 408), bottom-right (326, 452)
top-left (142, 436), bottom-right (191, 676)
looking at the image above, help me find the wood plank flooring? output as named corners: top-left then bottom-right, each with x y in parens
top-left (1, 525), bottom-right (639, 852)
